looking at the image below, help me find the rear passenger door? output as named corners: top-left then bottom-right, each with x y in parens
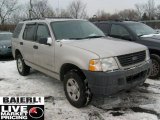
top-left (22, 23), bottom-right (37, 63)
top-left (34, 23), bottom-right (55, 71)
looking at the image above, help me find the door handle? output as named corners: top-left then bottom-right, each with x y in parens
top-left (20, 42), bottom-right (23, 45)
top-left (33, 45), bottom-right (38, 49)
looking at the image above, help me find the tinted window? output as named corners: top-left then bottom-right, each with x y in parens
top-left (13, 23), bottom-right (23, 38)
top-left (23, 24), bottom-right (36, 41)
top-left (98, 23), bottom-right (109, 35)
top-left (110, 24), bottom-right (129, 37)
top-left (110, 24), bottom-right (132, 40)
top-left (36, 24), bottom-right (50, 42)
top-left (51, 21), bottom-right (105, 40)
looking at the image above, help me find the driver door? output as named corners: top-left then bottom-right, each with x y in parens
top-left (34, 23), bottom-right (55, 71)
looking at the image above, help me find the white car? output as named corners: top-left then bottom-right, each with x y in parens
top-left (12, 18), bottom-right (151, 108)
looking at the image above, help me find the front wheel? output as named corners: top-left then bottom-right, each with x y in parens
top-left (64, 71), bottom-right (92, 108)
top-left (149, 54), bottom-right (160, 79)
top-left (16, 54), bottom-right (30, 76)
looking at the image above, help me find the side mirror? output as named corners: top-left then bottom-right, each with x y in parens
top-left (47, 37), bottom-right (52, 46)
top-left (39, 37), bottom-right (52, 46)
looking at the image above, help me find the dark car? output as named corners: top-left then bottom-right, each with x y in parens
top-left (94, 21), bottom-right (160, 79)
top-left (0, 32), bottom-right (12, 56)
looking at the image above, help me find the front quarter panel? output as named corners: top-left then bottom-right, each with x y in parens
top-left (137, 38), bottom-right (160, 51)
top-left (54, 41), bottom-right (100, 73)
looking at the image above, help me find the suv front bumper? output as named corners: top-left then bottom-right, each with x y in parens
top-left (83, 60), bottom-right (151, 96)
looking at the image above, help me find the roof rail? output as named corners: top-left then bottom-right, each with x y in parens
top-left (92, 19), bottom-right (123, 22)
top-left (23, 18), bottom-right (41, 21)
top-left (45, 17), bottom-right (73, 19)
top-left (23, 17), bottom-right (73, 21)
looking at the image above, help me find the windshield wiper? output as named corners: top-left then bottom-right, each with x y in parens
top-left (138, 34), bottom-right (146, 37)
top-left (83, 36), bottom-right (105, 39)
top-left (68, 38), bottom-right (83, 40)
top-left (68, 36), bottom-right (105, 40)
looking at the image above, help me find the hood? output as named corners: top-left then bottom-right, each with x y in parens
top-left (62, 37), bottom-right (147, 58)
top-left (140, 34), bottom-right (160, 42)
top-left (0, 40), bottom-right (11, 46)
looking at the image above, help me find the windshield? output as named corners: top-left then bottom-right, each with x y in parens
top-left (51, 20), bottom-right (105, 40)
top-left (128, 23), bottom-right (156, 36)
top-left (0, 33), bottom-right (12, 41)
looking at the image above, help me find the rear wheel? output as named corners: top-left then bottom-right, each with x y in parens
top-left (64, 71), bottom-right (92, 108)
top-left (16, 54), bottom-right (30, 76)
top-left (149, 54), bottom-right (160, 79)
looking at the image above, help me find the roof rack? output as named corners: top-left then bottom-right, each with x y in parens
top-left (91, 19), bottom-right (123, 22)
top-left (23, 17), bottom-right (73, 21)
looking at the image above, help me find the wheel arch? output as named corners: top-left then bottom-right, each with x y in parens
top-left (15, 49), bottom-right (22, 59)
top-left (149, 49), bottom-right (160, 57)
top-left (60, 63), bottom-right (86, 81)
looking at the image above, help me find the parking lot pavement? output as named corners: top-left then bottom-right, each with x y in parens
top-left (0, 60), bottom-right (160, 120)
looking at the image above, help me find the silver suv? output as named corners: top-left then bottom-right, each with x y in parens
top-left (12, 18), bottom-right (151, 108)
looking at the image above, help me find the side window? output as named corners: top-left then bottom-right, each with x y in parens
top-left (23, 24), bottom-right (36, 41)
top-left (13, 23), bottom-right (24, 38)
top-left (98, 23), bottom-right (109, 35)
top-left (36, 24), bottom-right (50, 42)
top-left (110, 24), bottom-right (131, 40)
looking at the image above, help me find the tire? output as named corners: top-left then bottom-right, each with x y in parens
top-left (16, 54), bottom-right (30, 76)
top-left (64, 71), bottom-right (92, 108)
top-left (149, 54), bottom-right (160, 79)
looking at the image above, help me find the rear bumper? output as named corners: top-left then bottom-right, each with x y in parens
top-left (83, 60), bottom-right (151, 96)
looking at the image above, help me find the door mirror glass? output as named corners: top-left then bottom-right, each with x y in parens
top-left (39, 38), bottom-right (47, 45)
top-left (47, 37), bottom-right (52, 46)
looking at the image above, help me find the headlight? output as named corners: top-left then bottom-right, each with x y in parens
top-left (4, 45), bottom-right (6, 48)
top-left (146, 49), bottom-right (150, 61)
top-left (0, 45), bottom-right (6, 49)
top-left (89, 57), bottom-right (119, 72)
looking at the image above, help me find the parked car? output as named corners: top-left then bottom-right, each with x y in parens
top-left (0, 32), bottom-right (12, 56)
top-left (94, 21), bottom-right (160, 79)
top-left (12, 18), bottom-right (151, 108)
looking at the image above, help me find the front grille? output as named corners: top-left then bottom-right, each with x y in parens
top-left (117, 51), bottom-right (146, 67)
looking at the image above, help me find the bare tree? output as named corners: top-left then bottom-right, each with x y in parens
top-left (58, 9), bottom-right (70, 18)
top-left (135, 4), bottom-right (145, 20)
top-left (95, 10), bottom-right (111, 20)
top-left (144, 0), bottom-right (156, 20)
top-left (0, 0), bottom-right (19, 24)
top-left (156, 5), bottom-right (160, 19)
top-left (68, 0), bottom-right (87, 19)
top-left (29, 0), bottom-right (55, 18)
top-left (118, 9), bottom-right (139, 20)
top-left (29, 0), bottom-right (33, 19)
top-left (109, 13), bottom-right (120, 20)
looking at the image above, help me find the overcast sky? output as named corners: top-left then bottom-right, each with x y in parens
top-left (22, 0), bottom-right (160, 17)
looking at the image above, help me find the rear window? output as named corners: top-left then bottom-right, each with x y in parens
top-left (13, 23), bottom-right (24, 38)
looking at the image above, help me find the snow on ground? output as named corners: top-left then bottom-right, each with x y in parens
top-left (0, 59), bottom-right (160, 120)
